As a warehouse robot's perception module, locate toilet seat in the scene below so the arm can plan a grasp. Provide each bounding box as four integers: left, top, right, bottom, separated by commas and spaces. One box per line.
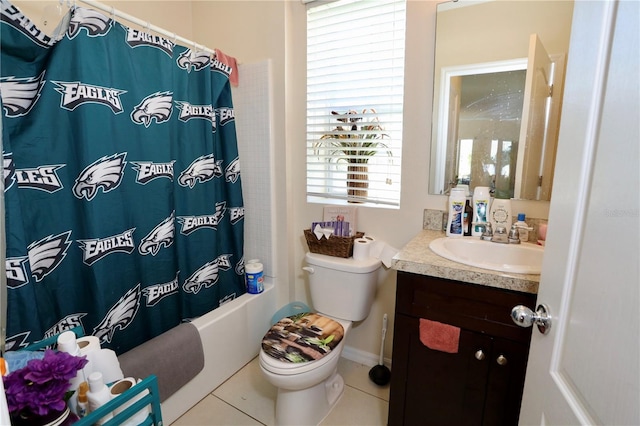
260, 342, 342, 375
260, 313, 349, 376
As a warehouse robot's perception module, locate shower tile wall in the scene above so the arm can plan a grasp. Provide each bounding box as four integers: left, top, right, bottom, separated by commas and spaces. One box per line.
233, 60, 275, 278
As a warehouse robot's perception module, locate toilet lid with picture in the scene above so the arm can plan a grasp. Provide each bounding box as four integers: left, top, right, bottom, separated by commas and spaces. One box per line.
261, 312, 345, 373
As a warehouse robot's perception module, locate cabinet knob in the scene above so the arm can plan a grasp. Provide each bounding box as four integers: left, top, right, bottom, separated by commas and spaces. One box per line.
496, 355, 508, 366
474, 349, 485, 361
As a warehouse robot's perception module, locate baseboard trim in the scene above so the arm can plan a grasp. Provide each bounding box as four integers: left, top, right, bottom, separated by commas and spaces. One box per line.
342, 345, 392, 368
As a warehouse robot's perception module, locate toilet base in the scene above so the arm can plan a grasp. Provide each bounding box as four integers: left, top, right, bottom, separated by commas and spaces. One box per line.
274, 368, 345, 426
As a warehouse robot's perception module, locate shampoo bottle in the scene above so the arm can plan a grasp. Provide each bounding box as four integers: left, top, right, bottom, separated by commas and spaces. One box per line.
489, 198, 513, 231
472, 186, 491, 237
87, 372, 113, 424
446, 188, 466, 237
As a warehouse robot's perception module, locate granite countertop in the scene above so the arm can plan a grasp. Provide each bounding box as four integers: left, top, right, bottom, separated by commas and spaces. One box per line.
392, 230, 540, 294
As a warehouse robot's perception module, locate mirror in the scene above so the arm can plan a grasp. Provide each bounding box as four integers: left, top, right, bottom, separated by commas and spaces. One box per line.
429, 0, 574, 200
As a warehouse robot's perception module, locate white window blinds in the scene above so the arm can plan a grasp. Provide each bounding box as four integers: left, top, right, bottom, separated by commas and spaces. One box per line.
306, 0, 406, 207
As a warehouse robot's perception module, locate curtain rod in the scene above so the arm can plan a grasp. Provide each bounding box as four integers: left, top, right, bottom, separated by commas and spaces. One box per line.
74, 0, 215, 54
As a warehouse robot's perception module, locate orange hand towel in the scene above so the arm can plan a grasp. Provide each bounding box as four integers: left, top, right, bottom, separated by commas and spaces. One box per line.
214, 48, 239, 87
419, 318, 460, 354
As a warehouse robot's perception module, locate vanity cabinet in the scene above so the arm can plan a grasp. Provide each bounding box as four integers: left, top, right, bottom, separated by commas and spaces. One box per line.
388, 271, 537, 426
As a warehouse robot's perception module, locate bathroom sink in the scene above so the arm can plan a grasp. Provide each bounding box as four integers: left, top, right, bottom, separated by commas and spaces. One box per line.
429, 237, 544, 274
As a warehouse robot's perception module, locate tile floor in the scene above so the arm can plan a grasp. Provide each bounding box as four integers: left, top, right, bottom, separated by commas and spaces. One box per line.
171, 356, 390, 426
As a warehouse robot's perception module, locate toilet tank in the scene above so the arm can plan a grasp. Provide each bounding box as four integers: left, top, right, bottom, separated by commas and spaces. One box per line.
304, 252, 381, 322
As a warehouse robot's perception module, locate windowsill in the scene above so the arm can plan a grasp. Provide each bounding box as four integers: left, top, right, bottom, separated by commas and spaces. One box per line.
306, 196, 399, 210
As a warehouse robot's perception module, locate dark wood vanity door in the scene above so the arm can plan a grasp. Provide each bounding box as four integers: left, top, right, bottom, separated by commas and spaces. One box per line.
389, 314, 491, 426
389, 271, 536, 426
482, 336, 530, 426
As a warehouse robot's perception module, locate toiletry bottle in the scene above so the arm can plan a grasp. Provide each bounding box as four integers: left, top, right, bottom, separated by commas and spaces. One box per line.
472, 186, 491, 236
514, 213, 529, 242
464, 199, 473, 236
87, 372, 113, 424
245, 260, 264, 294
489, 198, 513, 232
57, 331, 87, 415
77, 381, 89, 418
446, 188, 466, 237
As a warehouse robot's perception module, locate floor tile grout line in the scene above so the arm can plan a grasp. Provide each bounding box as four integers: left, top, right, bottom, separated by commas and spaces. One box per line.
344, 384, 391, 403
212, 394, 268, 425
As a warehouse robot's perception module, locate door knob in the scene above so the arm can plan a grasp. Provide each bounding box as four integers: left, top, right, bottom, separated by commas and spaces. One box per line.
474, 349, 485, 361
511, 304, 551, 334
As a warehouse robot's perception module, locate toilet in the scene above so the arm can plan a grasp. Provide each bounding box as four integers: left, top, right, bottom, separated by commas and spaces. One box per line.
259, 252, 381, 426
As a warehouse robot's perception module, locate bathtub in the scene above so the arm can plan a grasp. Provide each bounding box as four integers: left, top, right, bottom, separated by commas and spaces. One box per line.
160, 279, 277, 424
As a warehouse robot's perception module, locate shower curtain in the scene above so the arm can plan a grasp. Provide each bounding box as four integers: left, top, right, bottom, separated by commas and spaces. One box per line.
0, 1, 245, 354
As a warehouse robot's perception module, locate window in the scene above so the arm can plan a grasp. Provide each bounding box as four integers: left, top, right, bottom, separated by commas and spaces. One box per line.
306, 0, 406, 207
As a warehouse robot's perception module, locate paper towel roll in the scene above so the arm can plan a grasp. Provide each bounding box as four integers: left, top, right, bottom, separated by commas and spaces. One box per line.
110, 377, 150, 426
86, 349, 124, 385
353, 238, 372, 260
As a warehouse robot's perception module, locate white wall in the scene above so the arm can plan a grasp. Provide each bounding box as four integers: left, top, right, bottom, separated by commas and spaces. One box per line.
12, 0, 552, 363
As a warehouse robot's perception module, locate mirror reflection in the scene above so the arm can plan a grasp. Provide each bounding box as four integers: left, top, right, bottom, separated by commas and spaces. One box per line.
429, 0, 574, 200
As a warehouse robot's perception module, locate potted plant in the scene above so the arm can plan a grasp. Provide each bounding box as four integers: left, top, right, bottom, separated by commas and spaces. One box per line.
314, 109, 392, 202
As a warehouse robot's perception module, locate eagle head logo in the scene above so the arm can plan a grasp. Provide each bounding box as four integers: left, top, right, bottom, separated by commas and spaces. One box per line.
225, 157, 241, 184
73, 153, 127, 201
0, 71, 46, 118
183, 255, 231, 295
139, 211, 175, 256
182, 261, 220, 295
176, 49, 211, 73
93, 284, 141, 345
3, 152, 15, 191
131, 91, 173, 127
178, 154, 222, 188
27, 231, 73, 282
67, 7, 113, 39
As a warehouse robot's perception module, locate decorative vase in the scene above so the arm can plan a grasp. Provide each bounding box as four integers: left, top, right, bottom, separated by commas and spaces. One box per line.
12, 406, 79, 426
347, 163, 369, 202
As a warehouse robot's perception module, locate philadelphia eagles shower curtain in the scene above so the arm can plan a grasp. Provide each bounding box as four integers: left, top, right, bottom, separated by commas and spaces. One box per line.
0, 1, 245, 354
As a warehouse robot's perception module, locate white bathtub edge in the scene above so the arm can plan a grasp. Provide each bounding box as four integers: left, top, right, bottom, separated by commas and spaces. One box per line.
161, 281, 276, 424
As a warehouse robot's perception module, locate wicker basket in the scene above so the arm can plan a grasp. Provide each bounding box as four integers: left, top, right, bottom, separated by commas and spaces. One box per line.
304, 229, 364, 258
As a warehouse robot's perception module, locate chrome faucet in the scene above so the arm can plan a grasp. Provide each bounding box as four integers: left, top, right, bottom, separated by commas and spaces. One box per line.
491, 225, 509, 244
508, 223, 534, 244
473, 222, 493, 241
475, 222, 519, 244
508, 224, 521, 244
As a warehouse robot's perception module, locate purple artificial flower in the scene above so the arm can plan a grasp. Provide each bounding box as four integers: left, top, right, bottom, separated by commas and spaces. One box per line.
25, 350, 88, 384
2, 349, 89, 417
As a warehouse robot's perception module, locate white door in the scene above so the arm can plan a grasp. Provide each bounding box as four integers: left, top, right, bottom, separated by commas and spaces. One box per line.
515, 34, 552, 201
519, 1, 639, 425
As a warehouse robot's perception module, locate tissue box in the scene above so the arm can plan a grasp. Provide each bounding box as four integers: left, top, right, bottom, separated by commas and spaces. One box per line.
323, 206, 357, 237
304, 229, 364, 258
311, 221, 350, 237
